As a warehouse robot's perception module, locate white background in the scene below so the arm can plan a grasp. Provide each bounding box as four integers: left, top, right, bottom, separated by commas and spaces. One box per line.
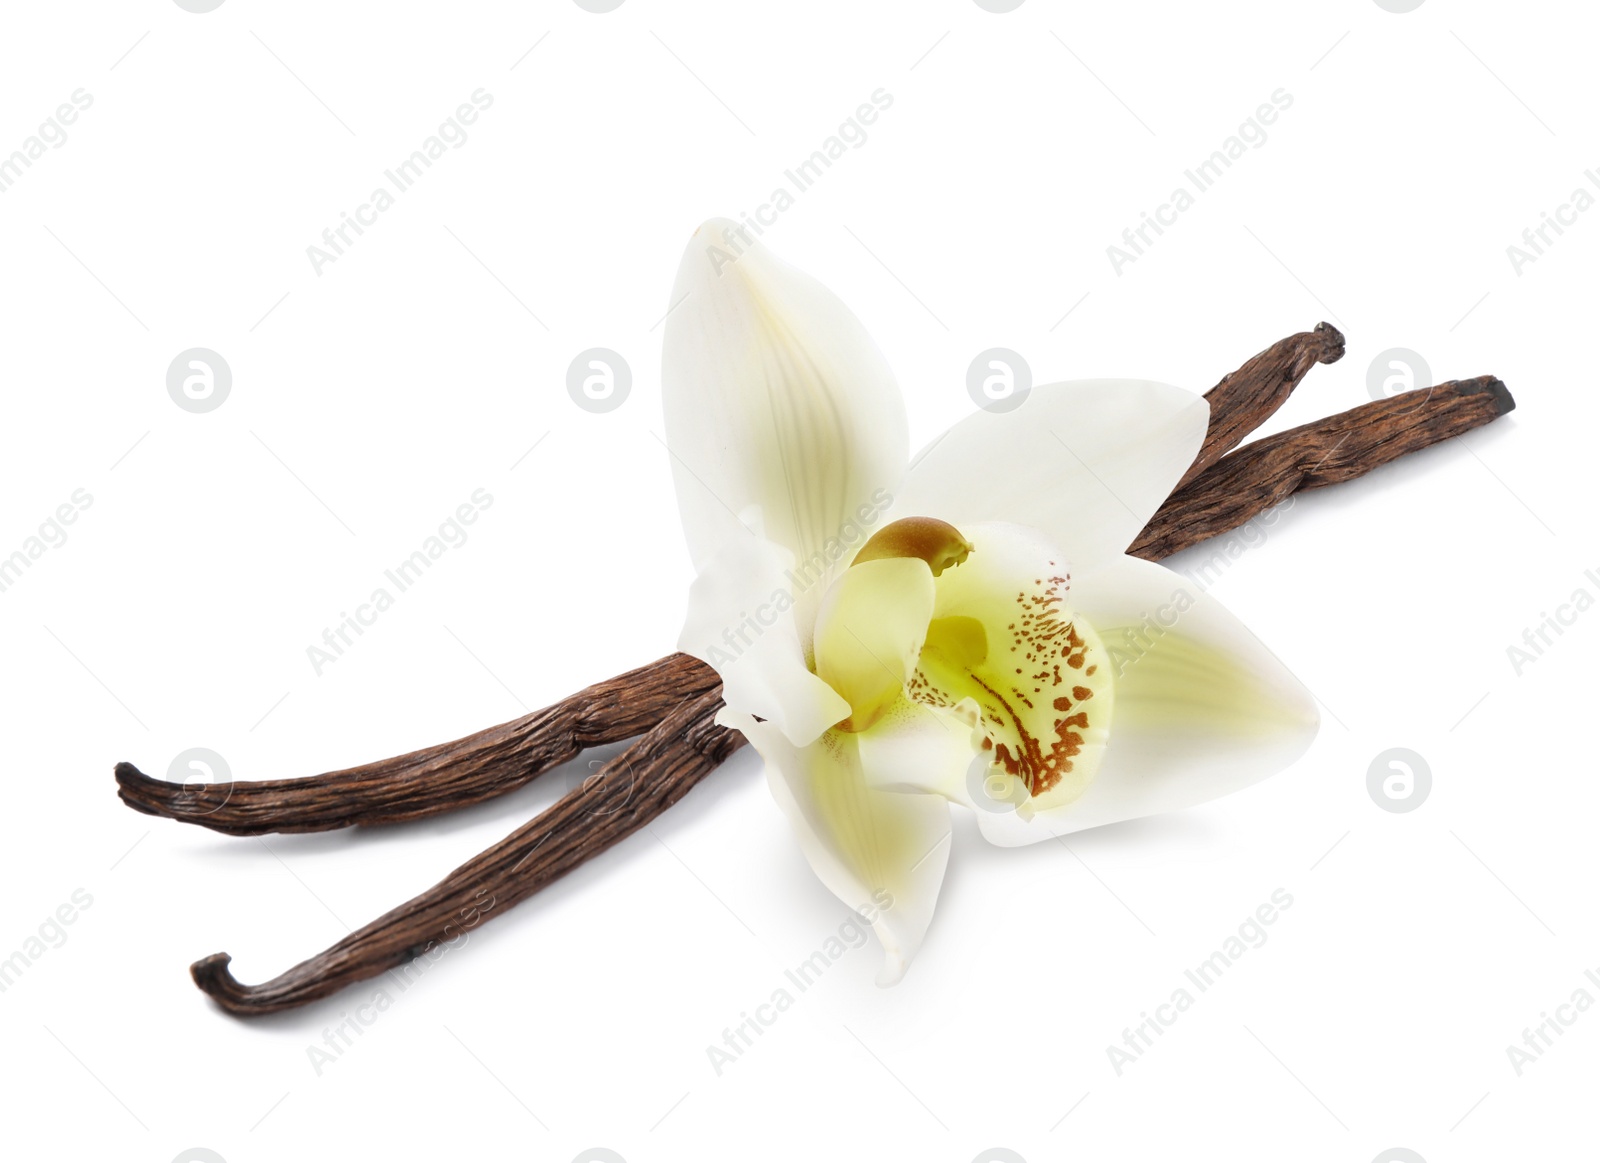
0, 1, 1593, 1160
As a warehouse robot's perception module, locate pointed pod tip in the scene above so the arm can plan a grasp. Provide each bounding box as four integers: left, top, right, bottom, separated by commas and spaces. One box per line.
1456, 375, 1516, 416
190, 952, 240, 997
1313, 321, 1346, 363
113, 760, 146, 784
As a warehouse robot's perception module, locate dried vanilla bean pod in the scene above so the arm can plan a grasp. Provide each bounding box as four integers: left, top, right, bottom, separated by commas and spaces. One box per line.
191, 687, 740, 1015
115, 652, 718, 836
1179, 321, 1346, 486
1130, 376, 1515, 560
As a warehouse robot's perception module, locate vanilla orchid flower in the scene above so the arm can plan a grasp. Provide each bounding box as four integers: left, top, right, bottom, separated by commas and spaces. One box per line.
661, 219, 1319, 984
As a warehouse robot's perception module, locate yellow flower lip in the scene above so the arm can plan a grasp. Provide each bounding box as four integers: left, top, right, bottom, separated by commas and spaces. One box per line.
851, 516, 974, 577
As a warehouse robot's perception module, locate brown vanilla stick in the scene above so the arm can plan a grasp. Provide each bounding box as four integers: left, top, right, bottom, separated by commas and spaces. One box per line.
184, 373, 1518, 1015
1180, 321, 1345, 486
192, 687, 741, 1015
115, 652, 719, 836
1129, 376, 1515, 560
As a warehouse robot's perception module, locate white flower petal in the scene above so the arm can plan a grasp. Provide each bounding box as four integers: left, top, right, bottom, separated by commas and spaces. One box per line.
662, 219, 907, 641
854, 694, 983, 801
729, 710, 952, 986
678, 531, 849, 746
895, 380, 1209, 574
974, 553, 1319, 845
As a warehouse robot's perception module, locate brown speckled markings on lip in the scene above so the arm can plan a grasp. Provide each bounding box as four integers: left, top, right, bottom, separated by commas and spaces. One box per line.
994, 564, 1093, 795
909, 560, 1106, 799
